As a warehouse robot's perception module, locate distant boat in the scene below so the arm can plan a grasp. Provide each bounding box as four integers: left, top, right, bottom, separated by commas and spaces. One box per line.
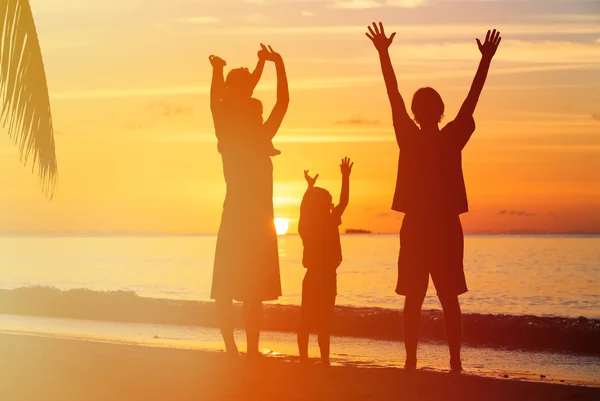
345, 229, 372, 234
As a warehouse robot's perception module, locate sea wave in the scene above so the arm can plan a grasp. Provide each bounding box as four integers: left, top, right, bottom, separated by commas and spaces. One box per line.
1, 286, 598, 355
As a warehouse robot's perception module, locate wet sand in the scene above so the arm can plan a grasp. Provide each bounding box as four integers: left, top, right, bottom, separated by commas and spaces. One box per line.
0, 333, 598, 401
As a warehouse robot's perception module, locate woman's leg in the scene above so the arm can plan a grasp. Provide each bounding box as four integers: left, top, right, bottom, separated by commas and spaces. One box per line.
215, 298, 238, 355
243, 300, 263, 356
403, 294, 425, 370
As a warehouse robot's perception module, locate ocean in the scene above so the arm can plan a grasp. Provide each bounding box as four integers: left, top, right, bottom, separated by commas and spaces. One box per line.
1, 234, 598, 318
0, 234, 599, 385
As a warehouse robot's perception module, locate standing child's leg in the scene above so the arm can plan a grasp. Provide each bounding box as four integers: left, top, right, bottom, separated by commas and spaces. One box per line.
403, 295, 425, 370
298, 272, 312, 362
439, 295, 463, 372
317, 297, 335, 367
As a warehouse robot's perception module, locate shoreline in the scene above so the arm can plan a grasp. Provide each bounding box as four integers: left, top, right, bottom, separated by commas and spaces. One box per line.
2, 313, 599, 387
0, 333, 599, 401
2, 286, 599, 355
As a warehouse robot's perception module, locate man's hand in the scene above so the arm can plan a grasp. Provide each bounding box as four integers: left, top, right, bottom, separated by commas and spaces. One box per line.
476, 29, 501, 60
209, 55, 226, 68
304, 170, 319, 188
340, 157, 353, 177
365, 22, 396, 52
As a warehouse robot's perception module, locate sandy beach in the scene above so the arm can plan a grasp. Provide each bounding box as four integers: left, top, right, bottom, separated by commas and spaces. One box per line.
1, 333, 598, 401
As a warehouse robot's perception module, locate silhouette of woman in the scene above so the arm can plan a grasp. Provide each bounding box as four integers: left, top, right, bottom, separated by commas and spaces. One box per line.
209, 44, 289, 358
367, 22, 501, 372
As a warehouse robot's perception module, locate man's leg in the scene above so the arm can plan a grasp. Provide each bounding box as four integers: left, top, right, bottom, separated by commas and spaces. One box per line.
215, 298, 238, 355
439, 295, 462, 372
403, 294, 425, 370
243, 300, 263, 357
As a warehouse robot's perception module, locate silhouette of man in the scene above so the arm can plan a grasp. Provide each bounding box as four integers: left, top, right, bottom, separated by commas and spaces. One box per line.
366, 22, 501, 372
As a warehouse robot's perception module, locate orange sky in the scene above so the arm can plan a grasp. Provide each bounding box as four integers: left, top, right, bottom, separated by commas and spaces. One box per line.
0, 0, 599, 234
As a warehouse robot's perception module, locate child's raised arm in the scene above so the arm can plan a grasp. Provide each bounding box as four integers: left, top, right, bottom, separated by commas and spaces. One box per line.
209, 55, 226, 111
249, 44, 268, 93
336, 157, 353, 215
456, 30, 501, 123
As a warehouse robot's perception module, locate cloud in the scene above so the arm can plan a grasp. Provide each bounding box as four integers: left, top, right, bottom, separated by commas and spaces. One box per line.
177, 16, 219, 24
245, 14, 268, 23
335, 117, 382, 125
498, 210, 537, 217
301, 10, 315, 17
592, 114, 600, 121
329, 0, 426, 9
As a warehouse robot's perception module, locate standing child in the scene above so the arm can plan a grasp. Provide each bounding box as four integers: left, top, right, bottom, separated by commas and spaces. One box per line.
297, 157, 353, 366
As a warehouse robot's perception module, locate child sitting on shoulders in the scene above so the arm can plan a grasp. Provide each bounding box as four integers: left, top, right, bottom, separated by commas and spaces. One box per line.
297, 157, 353, 366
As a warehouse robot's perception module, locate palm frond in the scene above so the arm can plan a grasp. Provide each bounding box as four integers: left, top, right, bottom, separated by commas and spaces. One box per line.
0, 0, 57, 198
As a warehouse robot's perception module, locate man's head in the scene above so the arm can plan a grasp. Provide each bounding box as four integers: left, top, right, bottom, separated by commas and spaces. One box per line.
411, 87, 445, 126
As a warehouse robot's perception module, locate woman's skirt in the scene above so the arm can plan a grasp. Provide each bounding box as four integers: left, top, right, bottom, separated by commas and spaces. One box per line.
211, 154, 281, 302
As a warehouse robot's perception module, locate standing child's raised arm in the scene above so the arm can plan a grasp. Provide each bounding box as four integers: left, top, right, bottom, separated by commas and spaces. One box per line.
336, 157, 353, 215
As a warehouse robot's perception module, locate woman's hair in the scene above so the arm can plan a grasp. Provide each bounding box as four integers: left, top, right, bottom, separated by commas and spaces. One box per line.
225, 68, 253, 98
299, 187, 333, 237
411, 87, 445, 125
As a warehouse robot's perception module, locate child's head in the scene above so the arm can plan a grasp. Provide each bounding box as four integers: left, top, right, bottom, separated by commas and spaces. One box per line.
225, 68, 254, 98
411, 87, 445, 126
301, 187, 334, 222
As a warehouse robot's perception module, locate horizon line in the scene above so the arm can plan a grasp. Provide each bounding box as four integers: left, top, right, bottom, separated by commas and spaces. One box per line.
1, 231, 600, 237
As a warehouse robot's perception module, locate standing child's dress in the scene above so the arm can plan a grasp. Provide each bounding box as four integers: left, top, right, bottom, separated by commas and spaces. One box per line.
299, 205, 343, 328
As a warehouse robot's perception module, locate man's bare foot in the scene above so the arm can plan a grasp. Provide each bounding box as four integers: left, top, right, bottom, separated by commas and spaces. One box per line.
404, 358, 417, 371
246, 350, 266, 361
450, 358, 463, 373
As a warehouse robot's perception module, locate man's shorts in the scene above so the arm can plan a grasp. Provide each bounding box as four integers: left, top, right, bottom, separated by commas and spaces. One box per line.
301, 269, 336, 330
396, 213, 467, 298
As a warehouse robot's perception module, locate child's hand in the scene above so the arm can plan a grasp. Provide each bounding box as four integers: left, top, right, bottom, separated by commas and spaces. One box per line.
260, 44, 283, 63
304, 170, 319, 188
209, 55, 227, 68
476, 29, 501, 60
340, 157, 353, 177
257, 43, 269, 60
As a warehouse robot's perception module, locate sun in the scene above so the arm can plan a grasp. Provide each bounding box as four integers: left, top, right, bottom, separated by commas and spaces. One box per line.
274, 218, 289, 235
